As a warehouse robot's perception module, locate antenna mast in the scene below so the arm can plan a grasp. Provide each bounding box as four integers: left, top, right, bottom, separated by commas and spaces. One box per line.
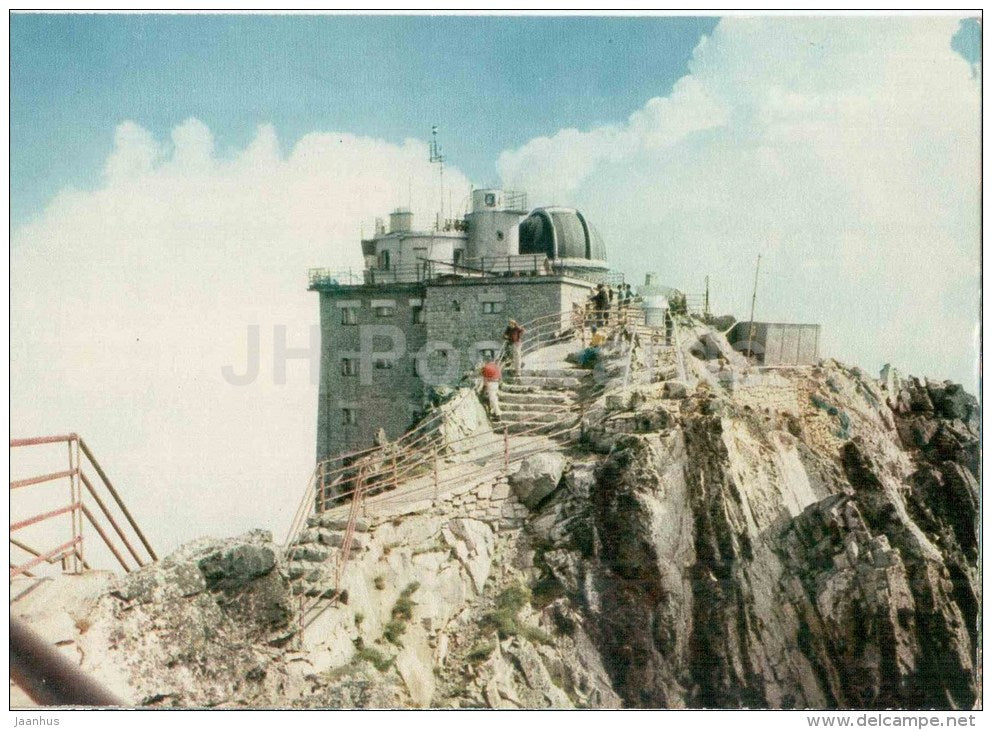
746, 254, 761, 359
429, 125, 445, 230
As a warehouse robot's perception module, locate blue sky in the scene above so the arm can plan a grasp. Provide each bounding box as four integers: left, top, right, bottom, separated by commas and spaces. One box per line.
11, 13, 718, 225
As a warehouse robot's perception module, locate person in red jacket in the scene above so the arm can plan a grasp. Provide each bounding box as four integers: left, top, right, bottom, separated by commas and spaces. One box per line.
503, 319, 525, 371
480, 357, 502, 420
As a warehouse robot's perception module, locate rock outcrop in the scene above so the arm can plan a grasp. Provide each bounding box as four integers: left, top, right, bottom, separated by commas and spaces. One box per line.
11, 335, 980, 709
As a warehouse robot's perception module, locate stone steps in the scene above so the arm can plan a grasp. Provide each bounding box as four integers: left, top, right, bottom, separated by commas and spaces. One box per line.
508, 367, 591, 379
505, 420, 578, 436
507, 375, 588, 389
497, 409, 561, 423
500, 400, 575, 412
499, 391, 575, 406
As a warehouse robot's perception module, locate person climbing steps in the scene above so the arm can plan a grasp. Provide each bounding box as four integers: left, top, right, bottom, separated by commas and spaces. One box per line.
480, 356, 502, 421
504, 318, 525, 371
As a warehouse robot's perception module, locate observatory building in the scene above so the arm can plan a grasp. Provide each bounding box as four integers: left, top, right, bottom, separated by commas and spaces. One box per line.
308, 188, 616, 461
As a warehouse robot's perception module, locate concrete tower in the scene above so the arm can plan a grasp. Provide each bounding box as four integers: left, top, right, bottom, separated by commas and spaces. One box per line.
465, 189, 529, 260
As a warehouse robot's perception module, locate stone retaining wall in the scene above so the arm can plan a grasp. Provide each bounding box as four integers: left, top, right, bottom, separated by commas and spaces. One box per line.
365, 471, 529, 529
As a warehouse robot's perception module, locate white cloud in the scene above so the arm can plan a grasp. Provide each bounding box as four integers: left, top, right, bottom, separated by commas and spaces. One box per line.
11, 123, 471, 553
11, 17, 981, 556
499, 16, 980, 390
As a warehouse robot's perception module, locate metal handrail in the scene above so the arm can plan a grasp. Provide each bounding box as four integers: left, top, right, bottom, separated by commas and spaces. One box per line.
9, 434, 156, 579
10, 617, 122, 706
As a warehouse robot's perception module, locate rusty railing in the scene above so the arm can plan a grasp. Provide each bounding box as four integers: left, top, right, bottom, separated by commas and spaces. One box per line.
10, 434, 156, 580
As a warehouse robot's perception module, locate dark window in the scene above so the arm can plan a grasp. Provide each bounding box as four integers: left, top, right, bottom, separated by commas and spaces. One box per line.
479, 348, 496, 361
341, 358, 358, 376
374, 359, 393, 370
485, 193, 496, 207
341, 307, 358, 325
379, 250, 391, 270
342, 408, 357, 425
374, 304, 395, 317
412, 306, 425, 324
482, 301, 504, 314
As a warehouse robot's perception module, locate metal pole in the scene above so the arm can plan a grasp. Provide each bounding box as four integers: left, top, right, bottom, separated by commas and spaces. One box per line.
503, 425, 509, 473
705, 275, 710, 320
746, 254, 761, 359
432, 448, 439, 503
77, 438, 157, 561
10, 618, 122, 706
68, 438, 79, 573
319, 461, 326, 513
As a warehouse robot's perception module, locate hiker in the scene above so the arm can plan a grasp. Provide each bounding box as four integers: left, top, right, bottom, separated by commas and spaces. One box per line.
571, 302, 586, 346
621, 283, 633, 309
480, 357, 502, 420
593, 284, 609, 327
577, 326, 606, 368
504, 318, 525, 371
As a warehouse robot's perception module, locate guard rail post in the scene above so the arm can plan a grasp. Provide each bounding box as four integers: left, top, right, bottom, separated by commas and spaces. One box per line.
432, 447, 440, 504
503, 425, 509, 474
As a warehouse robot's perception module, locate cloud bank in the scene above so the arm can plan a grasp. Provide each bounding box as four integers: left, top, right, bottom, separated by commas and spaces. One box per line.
11, 121, 471, 551
11, 17, 980, 552
500, 16, 980, 390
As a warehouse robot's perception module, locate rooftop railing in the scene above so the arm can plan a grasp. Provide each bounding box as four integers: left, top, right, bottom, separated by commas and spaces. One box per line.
309, 256, 625, 289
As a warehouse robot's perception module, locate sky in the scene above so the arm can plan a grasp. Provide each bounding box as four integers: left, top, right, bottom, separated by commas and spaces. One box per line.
9, 13, 981, 555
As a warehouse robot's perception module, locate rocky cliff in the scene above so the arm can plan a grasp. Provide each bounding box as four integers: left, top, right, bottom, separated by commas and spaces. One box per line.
11, 333, 980, 709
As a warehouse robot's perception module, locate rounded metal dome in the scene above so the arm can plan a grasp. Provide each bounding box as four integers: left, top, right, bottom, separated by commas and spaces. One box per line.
518, 207, 607, 262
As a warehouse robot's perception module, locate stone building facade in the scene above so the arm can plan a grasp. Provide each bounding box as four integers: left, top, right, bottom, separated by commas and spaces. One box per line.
311, 189, 611, 462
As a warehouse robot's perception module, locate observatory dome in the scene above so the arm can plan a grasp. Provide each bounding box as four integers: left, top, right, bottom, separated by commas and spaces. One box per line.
517, 207, 607, 263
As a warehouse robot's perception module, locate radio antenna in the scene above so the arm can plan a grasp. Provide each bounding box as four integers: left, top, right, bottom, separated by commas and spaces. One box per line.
429, 125, 445, 229
746, 254, 761, 359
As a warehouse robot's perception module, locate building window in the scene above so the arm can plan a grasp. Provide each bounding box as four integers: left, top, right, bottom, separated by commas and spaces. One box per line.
374, 304, 395, 317
479, 348, 497, 361
485, 193, 496, 207
341, 307, 358, 325
452, 300, 461, 312
453, 249, 464, 265
341, 358, 358, 376
482, 301, 504, 314
412, 306, 425, 324
378, 250, 391, 270
496, 230, 504, 241
374, 359, 393, 370
342, 408, 358, 425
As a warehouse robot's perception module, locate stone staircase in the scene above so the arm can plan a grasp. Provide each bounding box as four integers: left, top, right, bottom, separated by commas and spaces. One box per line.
283, 514, 370, 598
498, 365, 592, 436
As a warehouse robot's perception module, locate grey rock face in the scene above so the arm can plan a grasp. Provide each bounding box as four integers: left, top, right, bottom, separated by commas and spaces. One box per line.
509, 452, 567, 509
198, 543, 276, 591
13, 348, 978, 711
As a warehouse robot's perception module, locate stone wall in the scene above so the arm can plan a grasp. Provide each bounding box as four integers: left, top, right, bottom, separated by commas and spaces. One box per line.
727, 371, 801, 415
424, 276, 594, 377
317, 283, 428, 461
365, 472, 530, 529
315, 276, 595, 461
